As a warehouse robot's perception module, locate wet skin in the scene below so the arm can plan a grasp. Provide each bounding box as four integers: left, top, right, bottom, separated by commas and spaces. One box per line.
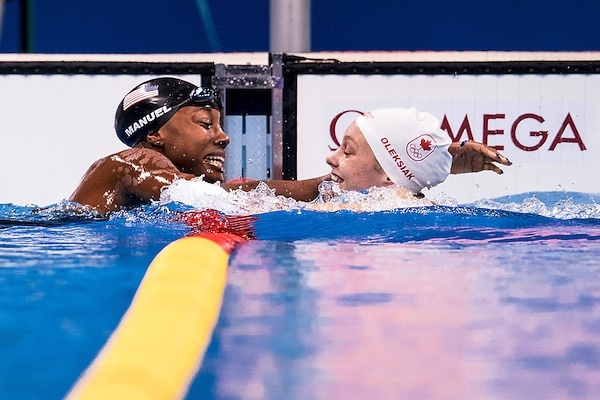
70, 105, 326, 213
69, 106, 227, 213
152, 106, 229, 183
326, 121, 391, 191
70, 105, 512, 214
326, 122, 513, 191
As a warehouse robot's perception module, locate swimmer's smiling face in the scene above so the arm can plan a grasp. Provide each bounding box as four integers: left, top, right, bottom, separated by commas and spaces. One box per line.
326, 121, 390, 191
156, 106, 229, 183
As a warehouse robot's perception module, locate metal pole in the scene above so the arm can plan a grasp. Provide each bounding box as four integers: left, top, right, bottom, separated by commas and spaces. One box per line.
270, 53, 284, 179
270, 0, 311, 52
20, 0, 35, 52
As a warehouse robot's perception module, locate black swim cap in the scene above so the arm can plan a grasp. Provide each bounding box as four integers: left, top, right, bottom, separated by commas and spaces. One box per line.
114, 77, 222, 147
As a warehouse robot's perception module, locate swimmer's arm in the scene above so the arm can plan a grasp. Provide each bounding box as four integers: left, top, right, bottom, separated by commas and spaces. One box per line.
69, 158, 118, 213
70, 149, 192, 213
222, 175, 330, 202
123, 153, 194, 203
126, 169, 192, 202
449, 140, 512, 175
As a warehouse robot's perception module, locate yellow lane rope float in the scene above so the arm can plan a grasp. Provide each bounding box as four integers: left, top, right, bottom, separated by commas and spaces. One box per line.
67, 233, 245, 400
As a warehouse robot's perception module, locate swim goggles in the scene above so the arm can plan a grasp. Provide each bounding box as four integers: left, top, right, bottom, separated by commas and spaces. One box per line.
185, 86, 223, 111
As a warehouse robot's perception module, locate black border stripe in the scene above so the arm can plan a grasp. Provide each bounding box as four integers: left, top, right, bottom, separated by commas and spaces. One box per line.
0, 61, 215, 75
283, 60, 600, 75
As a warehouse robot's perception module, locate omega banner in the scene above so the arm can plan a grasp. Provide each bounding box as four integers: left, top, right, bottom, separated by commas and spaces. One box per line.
295, 73, 600, 204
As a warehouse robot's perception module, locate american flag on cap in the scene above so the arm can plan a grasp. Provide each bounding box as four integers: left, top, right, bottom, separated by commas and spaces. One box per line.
123, 84, 159, 110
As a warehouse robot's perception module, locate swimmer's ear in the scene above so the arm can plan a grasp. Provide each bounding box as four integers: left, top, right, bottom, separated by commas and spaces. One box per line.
146, 131, 163, 148
383, 176, 395, 187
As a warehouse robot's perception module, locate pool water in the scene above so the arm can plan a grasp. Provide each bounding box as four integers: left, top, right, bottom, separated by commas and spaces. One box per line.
1, 192, 600, 399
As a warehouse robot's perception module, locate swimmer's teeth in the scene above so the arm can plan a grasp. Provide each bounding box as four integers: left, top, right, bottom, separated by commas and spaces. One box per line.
331, 174, 342, 183
204, 156, 224, 169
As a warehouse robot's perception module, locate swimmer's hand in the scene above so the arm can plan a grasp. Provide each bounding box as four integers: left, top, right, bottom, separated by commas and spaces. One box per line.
448, 140, 512, 175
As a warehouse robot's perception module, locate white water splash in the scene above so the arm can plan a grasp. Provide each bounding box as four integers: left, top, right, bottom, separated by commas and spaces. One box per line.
160, 178, 301, 214
473, 193, 600, 219
308, 181, 432, 212
159, 178, 600, 219
160, 178, 432, 215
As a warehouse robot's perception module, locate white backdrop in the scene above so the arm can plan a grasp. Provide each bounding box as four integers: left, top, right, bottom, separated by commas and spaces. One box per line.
2, 56, 600, 207
296, 74, 600, 203
0, 74, 199, 206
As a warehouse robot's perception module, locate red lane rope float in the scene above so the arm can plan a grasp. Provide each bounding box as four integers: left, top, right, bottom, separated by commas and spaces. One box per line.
174, 209, 257, 240
67, 233, 246, 400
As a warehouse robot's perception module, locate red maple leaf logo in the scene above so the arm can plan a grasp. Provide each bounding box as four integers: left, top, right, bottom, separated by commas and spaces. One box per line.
420, 138, 432, 151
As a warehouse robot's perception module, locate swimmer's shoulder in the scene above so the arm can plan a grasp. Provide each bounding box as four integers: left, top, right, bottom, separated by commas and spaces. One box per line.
81, 148, 171, 177
99, 148, 176, 169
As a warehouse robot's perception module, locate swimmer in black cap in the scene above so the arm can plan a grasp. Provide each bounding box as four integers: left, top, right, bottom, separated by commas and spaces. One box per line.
70, 77, 328, 213
70, 77, 512, 214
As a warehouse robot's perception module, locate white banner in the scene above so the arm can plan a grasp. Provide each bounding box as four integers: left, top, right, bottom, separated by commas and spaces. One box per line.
297, 74, 600, 203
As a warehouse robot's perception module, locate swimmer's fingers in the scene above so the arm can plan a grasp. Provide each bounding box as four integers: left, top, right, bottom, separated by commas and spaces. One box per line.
470, 141, 512, 166
482, 159, 505, 175
450, 140, 512, 174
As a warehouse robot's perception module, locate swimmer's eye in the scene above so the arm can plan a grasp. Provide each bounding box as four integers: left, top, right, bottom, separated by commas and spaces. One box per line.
198, 121, 213, 130
339, 144, 351, 156
343, 146, 354, 156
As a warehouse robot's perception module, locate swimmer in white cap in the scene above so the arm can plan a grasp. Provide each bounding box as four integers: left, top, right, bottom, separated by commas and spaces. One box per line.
326, 107, 511, 195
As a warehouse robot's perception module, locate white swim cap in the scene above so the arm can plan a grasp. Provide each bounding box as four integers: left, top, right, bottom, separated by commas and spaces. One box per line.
356, 107, 452, 193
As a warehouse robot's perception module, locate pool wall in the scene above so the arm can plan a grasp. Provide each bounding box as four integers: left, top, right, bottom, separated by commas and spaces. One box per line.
0, 51, 599, 207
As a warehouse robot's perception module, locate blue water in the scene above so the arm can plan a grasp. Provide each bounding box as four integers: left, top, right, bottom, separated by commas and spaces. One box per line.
1, 192, 599, 399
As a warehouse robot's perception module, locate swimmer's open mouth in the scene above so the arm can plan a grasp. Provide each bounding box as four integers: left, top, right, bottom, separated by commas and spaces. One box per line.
203, 155, 225, 172
330, 173, 343, 184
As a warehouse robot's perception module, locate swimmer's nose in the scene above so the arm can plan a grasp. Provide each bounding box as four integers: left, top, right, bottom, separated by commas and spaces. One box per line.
215, 129, 230, 148
326, 150, 338, 167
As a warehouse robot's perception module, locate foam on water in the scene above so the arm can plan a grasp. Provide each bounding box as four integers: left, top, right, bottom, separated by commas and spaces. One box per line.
160, 178, 301, 215
159, 177, 600, 220
472, 191, 600, 219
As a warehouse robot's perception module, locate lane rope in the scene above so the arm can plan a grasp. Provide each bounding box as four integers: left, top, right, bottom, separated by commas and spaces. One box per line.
67, 233, 245, 400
